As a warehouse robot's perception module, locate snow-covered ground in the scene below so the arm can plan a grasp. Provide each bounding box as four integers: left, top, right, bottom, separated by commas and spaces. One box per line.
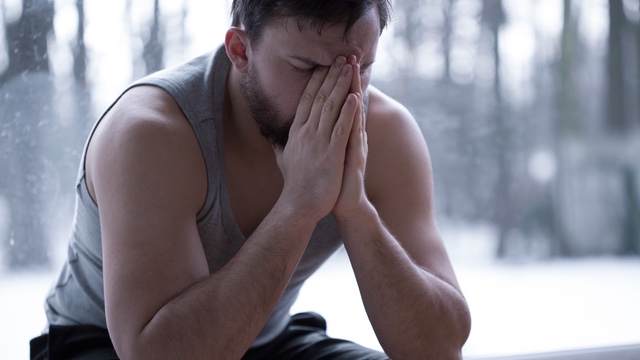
1, 243, 639, 359
294, 250, 640, 358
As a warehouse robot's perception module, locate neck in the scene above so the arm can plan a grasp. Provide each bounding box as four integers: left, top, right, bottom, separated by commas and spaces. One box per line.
224, 68, 275, 158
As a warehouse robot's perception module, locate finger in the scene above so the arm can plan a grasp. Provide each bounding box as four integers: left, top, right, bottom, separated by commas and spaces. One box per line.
347, 56, 364, 131
291, 66, 330, 131
351, 93, 364, 147
352, 94, 368, 160
330, 92, 358, 148
317, 63, 355, 138
306, 56, 348, 131
348, 55, 362, 95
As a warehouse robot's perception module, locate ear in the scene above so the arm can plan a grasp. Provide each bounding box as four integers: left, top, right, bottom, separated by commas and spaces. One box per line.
225, 27, 251, 74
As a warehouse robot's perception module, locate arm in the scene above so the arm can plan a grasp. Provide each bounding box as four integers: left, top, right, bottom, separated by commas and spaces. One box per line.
333, 81, 471, 358
88, 58, 358, 359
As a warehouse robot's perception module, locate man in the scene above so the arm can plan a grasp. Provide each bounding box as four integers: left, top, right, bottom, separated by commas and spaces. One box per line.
31, 0, 471, 359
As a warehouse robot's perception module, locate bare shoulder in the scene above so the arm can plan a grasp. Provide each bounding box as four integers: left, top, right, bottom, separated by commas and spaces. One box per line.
365, 85, 432, 202
366, 85, 420, 138
90, 85, 193, 146
86, 85, 206, 211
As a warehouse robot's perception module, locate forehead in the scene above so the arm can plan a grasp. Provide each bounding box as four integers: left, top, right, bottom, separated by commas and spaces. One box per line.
257, 9, 380, 64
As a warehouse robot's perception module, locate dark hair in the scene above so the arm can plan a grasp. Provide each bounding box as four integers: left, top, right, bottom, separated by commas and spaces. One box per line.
231, 0, 393, 44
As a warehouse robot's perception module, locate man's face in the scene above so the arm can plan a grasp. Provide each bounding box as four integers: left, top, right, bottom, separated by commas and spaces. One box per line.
239, 8, 380, 148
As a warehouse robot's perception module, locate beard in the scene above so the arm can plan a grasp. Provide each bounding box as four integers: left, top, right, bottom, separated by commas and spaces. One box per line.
239, 64, 294, 149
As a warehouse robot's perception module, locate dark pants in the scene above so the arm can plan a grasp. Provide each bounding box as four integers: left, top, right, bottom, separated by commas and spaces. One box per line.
30, 312, 388, 360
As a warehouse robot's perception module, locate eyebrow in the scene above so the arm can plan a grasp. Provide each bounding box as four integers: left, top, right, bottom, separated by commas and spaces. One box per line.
290, 55, 375, 69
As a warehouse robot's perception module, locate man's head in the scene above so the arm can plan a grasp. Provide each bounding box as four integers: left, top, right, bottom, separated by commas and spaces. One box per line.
227, 0, 392, 148
231, 0, 392, 45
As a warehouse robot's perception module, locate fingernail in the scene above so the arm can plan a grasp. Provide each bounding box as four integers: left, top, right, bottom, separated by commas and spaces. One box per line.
341, 64, 351, 76
335, 56, 346, 67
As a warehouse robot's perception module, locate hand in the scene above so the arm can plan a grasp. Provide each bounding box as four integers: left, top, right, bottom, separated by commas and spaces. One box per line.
333, 55, 369, 221
274, 56, 359, 222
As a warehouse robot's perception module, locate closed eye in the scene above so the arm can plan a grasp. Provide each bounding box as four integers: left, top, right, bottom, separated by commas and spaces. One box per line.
360, 63, 373, 75
291, 65, 316, 74
292, 62, 371, 75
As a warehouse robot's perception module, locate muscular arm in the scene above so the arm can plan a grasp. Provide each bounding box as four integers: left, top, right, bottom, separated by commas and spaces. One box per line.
88, 56, 359, 359
88, 87, 315, 359
335, 87, 471, 359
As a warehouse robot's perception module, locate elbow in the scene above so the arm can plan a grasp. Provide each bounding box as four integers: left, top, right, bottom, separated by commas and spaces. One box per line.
107, 318, 169, 360
107, 326, 145, 360
457, 296, 472, 347
394, 296, 472, 360
445, 295, 473, 360
443, 293, 472, 359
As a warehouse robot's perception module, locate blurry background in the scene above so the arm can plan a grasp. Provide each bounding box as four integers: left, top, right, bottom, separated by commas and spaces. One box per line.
0, 0, 639, 358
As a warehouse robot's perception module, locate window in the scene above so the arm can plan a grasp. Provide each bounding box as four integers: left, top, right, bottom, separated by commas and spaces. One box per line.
1, 0, 638, 358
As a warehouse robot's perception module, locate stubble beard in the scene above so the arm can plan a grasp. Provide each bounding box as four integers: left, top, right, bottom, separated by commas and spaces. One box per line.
239, 64, 294, 150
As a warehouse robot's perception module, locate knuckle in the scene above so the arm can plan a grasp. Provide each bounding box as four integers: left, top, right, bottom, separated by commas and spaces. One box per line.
314, 91, 328, 104
333, 123, 347, 137
323, 99, 336, 113
299, 91, 314, 105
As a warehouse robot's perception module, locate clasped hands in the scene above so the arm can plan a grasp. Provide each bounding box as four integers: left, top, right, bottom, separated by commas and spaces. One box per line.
274, 55, 368, 223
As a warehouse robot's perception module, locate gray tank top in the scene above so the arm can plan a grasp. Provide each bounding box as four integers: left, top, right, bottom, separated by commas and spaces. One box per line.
44, 46, 343, 347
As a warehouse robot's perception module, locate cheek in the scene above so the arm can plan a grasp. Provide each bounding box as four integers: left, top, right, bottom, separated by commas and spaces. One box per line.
273, 77, 309, 117
256, 70, 299, 112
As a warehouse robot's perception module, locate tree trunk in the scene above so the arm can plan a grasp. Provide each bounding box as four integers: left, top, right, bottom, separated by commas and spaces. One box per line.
74, 0, 87, 86
67, 0, 92, 181
0, 0, 55, 270
73, 0, 91, 130
621, 167, 639, 255
143, 0, 164, 74
479, 0, 513, 258
492, 24, 512, 258
637, 1, 640, 127
548, 0, 578, 258
441, 0, 455, 84
606, 0, 627, 132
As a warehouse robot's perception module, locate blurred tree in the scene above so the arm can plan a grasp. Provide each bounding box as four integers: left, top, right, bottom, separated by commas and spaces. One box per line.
637, 0, 640, 121
394, 0, 423, 69
0, 0, 53, 83
607, 0, 628, 132
143, 0, 164, 74
621, 166, 639, 254
392, 0, 424, 100
608, 0, 639, 255
0, 0, 55, 269
63, 0, 92, 190
72, 0, 91, 134
549, 0, 580, 258
440, 0, 455, 84
73, 0, 87, 88
559, 0, 580, 135
480, 0, 513, 258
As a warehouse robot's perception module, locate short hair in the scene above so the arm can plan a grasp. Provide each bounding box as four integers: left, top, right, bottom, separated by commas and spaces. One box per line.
231, 0, 393, 44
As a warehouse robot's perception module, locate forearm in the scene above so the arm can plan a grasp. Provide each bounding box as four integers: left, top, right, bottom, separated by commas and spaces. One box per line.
337, 204, 471, 360
129, 201, 316, 359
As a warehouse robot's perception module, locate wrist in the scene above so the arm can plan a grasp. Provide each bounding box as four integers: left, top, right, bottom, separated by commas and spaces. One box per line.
332, 198, 376, 225
273, 195, 326, 230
